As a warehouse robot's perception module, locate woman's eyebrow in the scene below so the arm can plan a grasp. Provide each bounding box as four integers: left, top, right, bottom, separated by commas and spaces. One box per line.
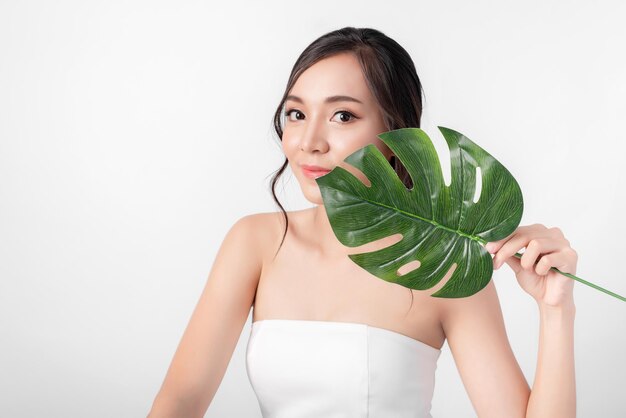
285, 94, 364, 105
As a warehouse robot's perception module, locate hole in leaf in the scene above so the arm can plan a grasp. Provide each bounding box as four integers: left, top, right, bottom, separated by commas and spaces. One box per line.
430, 128, 451, 187
393, 156, 413, 190
397, 259, 421, 275
341, 164, 371, 187
426, 263, 458, 294
348, 232, 403, 254
473, 166, 482, 203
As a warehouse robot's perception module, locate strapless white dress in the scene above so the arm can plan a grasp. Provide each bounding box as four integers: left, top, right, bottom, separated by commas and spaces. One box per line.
245, 319, 441, 417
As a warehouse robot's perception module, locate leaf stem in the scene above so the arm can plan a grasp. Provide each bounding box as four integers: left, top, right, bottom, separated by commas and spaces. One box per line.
509, 252, 625, 302
476, 238, 624, 302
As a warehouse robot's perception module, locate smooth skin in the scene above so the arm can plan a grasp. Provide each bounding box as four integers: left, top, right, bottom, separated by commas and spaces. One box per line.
148, 52, 576, 418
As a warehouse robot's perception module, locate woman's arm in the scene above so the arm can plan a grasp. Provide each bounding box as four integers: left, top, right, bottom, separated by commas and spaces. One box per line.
441, 224, 577, 418
526, 302, 576, 417
441, 280, 530, 417
487, 224, 578, 417
147, 214, 265, 418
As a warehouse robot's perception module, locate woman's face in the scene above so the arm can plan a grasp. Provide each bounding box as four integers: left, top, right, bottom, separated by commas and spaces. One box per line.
281, 52, 394, 205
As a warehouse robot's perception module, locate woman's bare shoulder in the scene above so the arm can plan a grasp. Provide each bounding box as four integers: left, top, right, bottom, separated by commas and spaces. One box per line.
241, 210, 287, 230
244, 209, 310, 234
238, 209, 306, 261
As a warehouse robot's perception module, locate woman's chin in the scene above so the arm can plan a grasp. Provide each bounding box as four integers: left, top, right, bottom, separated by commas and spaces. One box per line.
302, 189, 324, 205
304, 196, 323, 205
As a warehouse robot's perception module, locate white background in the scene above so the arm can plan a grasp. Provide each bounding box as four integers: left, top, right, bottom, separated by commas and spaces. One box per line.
1, 0, 625, 417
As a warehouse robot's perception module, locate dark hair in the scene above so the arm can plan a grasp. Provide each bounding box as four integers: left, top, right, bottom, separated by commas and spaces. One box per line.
268, 27, 425, 311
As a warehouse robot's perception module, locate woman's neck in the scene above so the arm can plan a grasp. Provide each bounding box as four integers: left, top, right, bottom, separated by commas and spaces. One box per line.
310, 204, 352, 257
309, 204, 402, 259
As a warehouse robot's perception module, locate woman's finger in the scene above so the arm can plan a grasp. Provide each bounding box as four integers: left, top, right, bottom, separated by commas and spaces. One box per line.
485, 224, 547, 254
492, 231, 550, 269
520, 237, 570, 272
535, 248, 578, 276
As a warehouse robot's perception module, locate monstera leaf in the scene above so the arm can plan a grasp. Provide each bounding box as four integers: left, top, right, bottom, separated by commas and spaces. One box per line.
315, 126, 521, 298
316, 126, 520, 298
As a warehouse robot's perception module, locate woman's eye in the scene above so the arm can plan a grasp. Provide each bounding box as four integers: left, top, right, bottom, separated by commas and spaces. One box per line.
332, 111, 357, 123
284, 109, 304, 121
284, 109, 357, 123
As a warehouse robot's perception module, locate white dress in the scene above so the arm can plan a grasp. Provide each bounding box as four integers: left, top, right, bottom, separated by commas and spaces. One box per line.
246, 319, 441, 417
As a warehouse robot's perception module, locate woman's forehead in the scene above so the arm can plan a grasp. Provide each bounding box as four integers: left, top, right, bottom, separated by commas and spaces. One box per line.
288, 54, 373, 104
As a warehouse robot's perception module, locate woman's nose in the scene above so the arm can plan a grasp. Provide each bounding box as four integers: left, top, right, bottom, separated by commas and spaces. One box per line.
299, 117, 329, 153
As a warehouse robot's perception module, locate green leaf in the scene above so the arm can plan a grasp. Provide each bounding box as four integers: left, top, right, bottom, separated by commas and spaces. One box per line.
315, 126, 523, 298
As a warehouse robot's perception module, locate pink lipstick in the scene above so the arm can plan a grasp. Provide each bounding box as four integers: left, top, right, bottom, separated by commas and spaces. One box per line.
301, 164, 331, 179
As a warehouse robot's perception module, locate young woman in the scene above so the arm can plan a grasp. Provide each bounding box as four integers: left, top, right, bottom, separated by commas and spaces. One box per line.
148, 27, 577, 418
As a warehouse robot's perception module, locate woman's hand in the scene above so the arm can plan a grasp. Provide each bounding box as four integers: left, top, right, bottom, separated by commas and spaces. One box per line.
485, 224, 578, 308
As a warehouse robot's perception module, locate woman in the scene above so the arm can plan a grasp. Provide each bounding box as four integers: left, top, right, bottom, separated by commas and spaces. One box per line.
148, 27, 577, 418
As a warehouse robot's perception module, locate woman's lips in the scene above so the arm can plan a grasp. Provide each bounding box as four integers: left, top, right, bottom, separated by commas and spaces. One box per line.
301, 166, 331, 179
